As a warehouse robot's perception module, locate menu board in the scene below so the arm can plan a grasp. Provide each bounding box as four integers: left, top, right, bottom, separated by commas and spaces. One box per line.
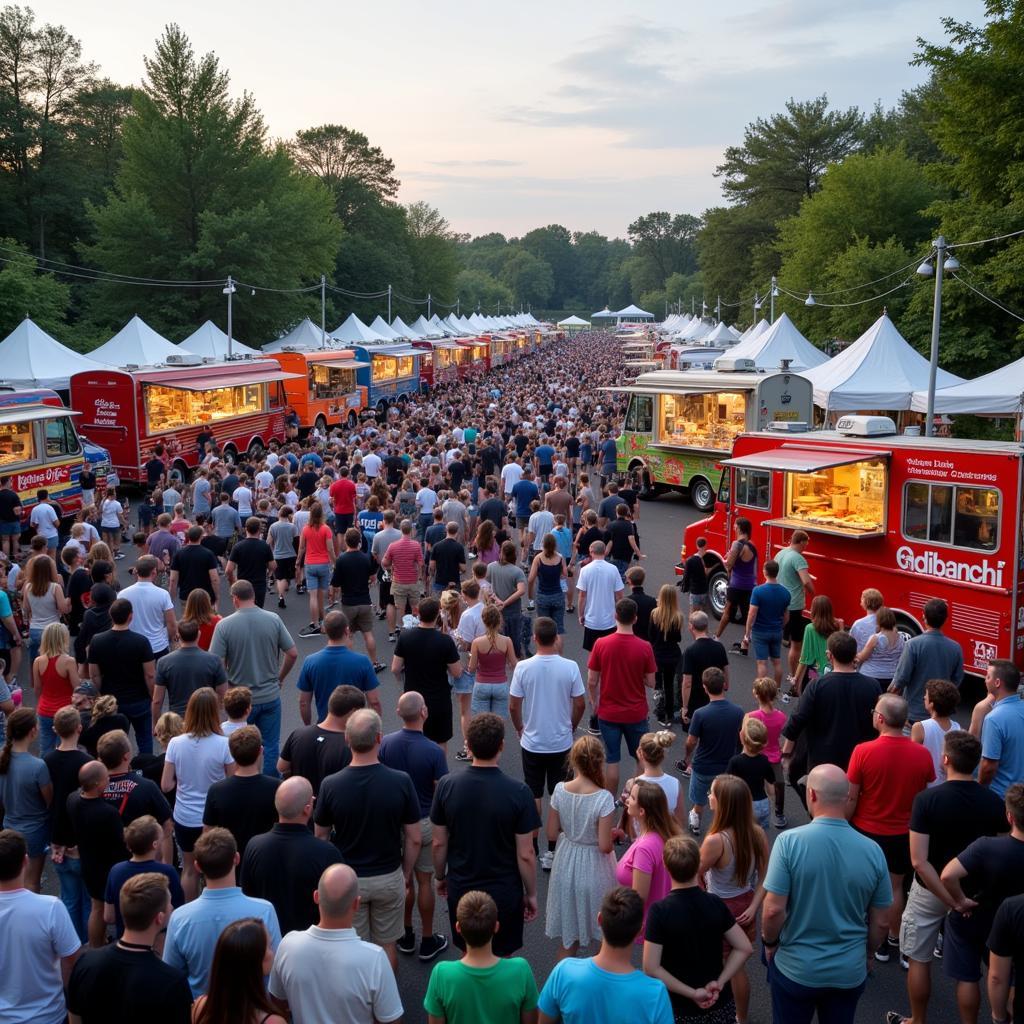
658, 392, 746, 451
781, 459, 887, 534
145, 383, 263, 432
0, 420, 34, 467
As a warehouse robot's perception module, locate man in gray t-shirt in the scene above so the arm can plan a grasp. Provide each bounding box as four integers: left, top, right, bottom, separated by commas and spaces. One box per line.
211, 497, 242, 540
371, 514, 403, 634
210, 581, 297, 776
153, 621, 228, 718
487, 541, 528, 657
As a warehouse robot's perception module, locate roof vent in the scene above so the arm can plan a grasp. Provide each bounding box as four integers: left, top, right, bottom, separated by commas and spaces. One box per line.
765, 421, 810, 433
713, 356, 755, 373
835, 415, 897, 437
779, 359, 793, 371
165, 353, 203, 367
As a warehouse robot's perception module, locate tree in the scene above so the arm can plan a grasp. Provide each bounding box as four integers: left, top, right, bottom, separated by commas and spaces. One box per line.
521, 224, 574, 307
500, 249, 553, 306
405, 200, 459, 306
459, 232, 511, 278
627, 212, 700, 290
716, 96, 863, 219
858, 80, 946, 165
454, 268, 513, 313
82, 24, 340, 342
697, 204, 778, 316
0, 237, 68, 336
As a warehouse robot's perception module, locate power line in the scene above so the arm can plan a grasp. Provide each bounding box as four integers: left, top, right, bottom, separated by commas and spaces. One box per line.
950, 271, 1024, 323
948, 227, 1024, 250
777, 278, 913, 309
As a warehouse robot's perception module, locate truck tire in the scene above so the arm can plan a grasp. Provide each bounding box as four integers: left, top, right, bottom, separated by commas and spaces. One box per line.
222, 445, 238, 465
894, 614, 922, 643
171, 460, 191, 484
314, 415, 328, 434
247, 439, 264, 462
347, 411, 357, 429
690, 477, 715, 513
707, 566, 729, 619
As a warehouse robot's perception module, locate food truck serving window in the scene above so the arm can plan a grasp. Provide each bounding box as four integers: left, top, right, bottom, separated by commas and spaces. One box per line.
0, 420, 34, 467
625, 395, 653, 433
144, 382, 263, 432
659, 391, 745, 450
902, 482, 999, 552
781, 458, 887, 535
309, 363, 357, 397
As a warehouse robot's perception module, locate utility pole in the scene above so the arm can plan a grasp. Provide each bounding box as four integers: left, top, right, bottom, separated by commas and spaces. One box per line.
456, 297, 460, 316
925, 236, 946, 438
427, 293, 432, 319
387, 284, 392, 323
320, 275, 327, 349
223, 276, 235, 358
770, 275, 777, 324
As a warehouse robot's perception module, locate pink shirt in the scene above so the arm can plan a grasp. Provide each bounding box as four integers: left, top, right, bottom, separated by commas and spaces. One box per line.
615, 831, 670, 939
750, 707, 787, 764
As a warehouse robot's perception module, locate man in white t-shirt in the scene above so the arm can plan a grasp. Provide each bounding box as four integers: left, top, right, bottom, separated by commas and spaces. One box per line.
362, 450, 382, 480
510, 616, 586, 868
269, 863, 403, 1024
499, 456, 523, 498
29, 491, 60, 559
576, 541, 624, 735
118, 555, 177, 657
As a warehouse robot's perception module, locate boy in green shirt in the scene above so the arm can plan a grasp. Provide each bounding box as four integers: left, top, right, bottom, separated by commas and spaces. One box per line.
424, 890, 539, 1024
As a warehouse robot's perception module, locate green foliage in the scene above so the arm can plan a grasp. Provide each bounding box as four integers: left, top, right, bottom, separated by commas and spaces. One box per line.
697, 204, 778, 314
627, 212, 700, 289
521, 225, 574, 307
454, 268, 513, 313
405, 201, 460, 307
500, 249, 554, 306
0, 237, 68, 335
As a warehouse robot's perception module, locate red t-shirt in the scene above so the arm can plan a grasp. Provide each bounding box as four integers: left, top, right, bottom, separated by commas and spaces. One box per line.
329, 477, 357, 515
383, 537, 423, 584
848, 734, 935, 835
588, 631, 657, 724
302, 524, 332, 565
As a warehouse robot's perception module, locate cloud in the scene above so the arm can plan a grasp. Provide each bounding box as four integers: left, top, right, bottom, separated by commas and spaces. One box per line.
426, 158, 523, 168
737, 0, 922, 33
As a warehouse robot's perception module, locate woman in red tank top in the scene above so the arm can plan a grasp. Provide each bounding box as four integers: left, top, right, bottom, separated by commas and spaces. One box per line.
468, 605, 518, 718
32, 621, 79, 754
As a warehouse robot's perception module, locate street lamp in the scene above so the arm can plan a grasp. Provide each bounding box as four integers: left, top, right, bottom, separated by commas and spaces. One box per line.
804, 292, 816, 307
223, 276, 236, 358
770, 276, 779, 323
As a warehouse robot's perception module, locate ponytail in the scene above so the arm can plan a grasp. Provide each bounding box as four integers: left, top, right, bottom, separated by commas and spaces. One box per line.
0, 708, 36, 775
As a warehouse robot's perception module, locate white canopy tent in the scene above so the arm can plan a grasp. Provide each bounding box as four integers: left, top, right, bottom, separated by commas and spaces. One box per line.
390, 316, 417, 339
410, 315, 441, 339
557, 315, 590, 329
179, 320, 260, 359
331, 314, 386, 345
739, 319, 770, 342
263, 318, 329, 352
613, 304, 654, 320
802, 313, 964, 412
725, 312, 829, 372
89, 315, 180, 367
0, 317, 104, 390
705, 322, 741, 346
369, 316, 401, 341
676, 318, 712, 341
591, 307, 615, 319
910, 354, 1024, 416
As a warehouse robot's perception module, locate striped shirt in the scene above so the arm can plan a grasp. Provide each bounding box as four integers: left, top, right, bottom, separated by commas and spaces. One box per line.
383, 537, 423, 584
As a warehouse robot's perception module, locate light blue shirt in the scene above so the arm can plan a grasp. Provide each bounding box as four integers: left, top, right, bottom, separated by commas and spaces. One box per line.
163, 886, 281, 997
537, 958, 672, 1024
764, 816, 891, 989
982, 693, 1024, 797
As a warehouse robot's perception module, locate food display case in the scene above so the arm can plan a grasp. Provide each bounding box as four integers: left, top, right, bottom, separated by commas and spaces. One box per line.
144, 382, 263, 432
658, 391, 746, 451
773, 458, 888, 536
309, 362, 358, 399
371, 353, 415, 382
0, 419, 34, 467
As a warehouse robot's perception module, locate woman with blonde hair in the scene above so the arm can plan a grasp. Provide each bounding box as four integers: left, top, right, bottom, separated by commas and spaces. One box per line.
32, 622, 78, 753
79, 693, 130, 756
162, 688, 234, 900
468, 604, 517, 717
182, 589, 221, 651
699, 774, 769, 1024
856, 605, 905, 691
132, 711, 185, 811
439, 589, 462, 635
545, 735, 618, 960
85, 540, 114, 569
631, 730, 684, 826
649, 584, 683, 727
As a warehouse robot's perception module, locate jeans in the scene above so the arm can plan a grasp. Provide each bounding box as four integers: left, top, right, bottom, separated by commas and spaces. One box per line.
248, 697, 282, 778
502, 608, 525, 658
37, 715, 57, 756
535, 593, 565, 634
471, 682, 509, 717
119, 698, 153, 755
655, 659, 680, 722
416, 514, 432, 542
27, 627, 43, 669
55, 856, 91, 943
610, 558, 629, 581
768, 958, 866, 1024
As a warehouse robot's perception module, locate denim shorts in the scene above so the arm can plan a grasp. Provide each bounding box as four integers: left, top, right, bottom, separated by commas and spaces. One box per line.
15, 820, 49, 858
752, 630, 782, 661
451, 667, 474, 696
597, 718, 648, 765
688, 770, 716, 807
0, 521, 20, 536
471, 682, 509, 717
305, 562, 331, 591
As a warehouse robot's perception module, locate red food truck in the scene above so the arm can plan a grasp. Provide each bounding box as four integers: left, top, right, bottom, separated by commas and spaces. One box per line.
412, 339, 462, 388
681, 415, 1024, 675
70, 357, 303, 482
455, 337, 490, 374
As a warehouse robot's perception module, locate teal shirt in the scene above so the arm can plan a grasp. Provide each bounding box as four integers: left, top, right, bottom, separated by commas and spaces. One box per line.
537, 958, 673, 1024
764, 816, 891, 989
775, 546, 808, 611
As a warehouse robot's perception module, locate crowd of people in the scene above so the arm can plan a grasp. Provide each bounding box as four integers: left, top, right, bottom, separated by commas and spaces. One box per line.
0, 328, 1021, 1024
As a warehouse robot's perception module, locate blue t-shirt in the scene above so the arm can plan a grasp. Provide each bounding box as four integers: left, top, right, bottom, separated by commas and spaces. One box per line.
763, 816, 891, 989
535, 444, 555, 467
600, 438, 618, 466
981, 694, 1024, 797
379, 727, 449, 816
297, 645, 378, 721
357, 509, 383, 546
105, 859, 185, 936
302, 452, 323, 469
750, 581, 791, 634
688, 699, 744, 775
537, 958, 672, 1024
511, 479, 539, 518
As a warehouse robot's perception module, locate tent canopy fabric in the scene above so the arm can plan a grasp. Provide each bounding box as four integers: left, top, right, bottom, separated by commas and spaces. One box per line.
802, 313, 964, 411
369, 316, 401, 341
591, 308, 614, 318
89, 315, 180, 367
331, 314, 386, 345
390, 317, 417, 339
558, 315, 590, 327
410, 316, 440, 339
179, 320, 259, 358
613, 304, 654, 318
0, 317, 103, 390
705, 322, 741, 345
263, 318, 329, 352
910, 353, 1024, 415
726, 312, 829, 372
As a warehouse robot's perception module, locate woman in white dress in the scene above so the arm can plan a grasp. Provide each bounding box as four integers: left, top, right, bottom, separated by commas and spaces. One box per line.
544, 735, 618, 959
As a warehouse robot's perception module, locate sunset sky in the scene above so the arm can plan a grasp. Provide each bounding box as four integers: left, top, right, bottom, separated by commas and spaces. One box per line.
45, 0, 985, 238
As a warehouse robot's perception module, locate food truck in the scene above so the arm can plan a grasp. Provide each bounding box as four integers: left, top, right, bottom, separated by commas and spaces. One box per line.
350, 343, 423, 414
456, 337, 490, 374
412, 339, 465, 387
487, 334, 513, 367
70, 358, 301, 482
681, 416, 1024, 674
0, 388, 110, 524
613, 364, 814, 511
269, 349, 369, 434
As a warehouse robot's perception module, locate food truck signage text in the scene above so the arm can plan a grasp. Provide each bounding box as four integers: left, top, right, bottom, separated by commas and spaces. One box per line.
14, 464, 73, 492
896, 544, 1005, 588
92, 398, 121, 427
904, 456, 998, 484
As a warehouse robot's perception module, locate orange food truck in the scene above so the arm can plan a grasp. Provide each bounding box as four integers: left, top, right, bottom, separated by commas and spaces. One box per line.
269, 349, 369, 434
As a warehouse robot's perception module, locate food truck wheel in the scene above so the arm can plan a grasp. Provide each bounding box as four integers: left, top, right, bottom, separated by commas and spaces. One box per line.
314, 415, 328, 434
247, 439, 265, 462
690, 477, 715, 512
346, 411, 357, 429
222, 445, 238, 465
707, 567, 729, 619
894, 614, 922, 643
170, 460, 190, 484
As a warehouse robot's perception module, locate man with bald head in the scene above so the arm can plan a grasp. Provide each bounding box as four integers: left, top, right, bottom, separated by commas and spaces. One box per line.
241, 775, 342, 935
761, 764, 892, 1023
269, 863, 404, 1024
380, 691, 449, 960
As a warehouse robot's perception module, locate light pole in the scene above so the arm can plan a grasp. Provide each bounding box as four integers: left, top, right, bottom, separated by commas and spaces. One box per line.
223, 276, 236, 358
387, 284, 392, 323
770, 276, 778, 324
427, 293, 432, 319
320, 275, 327, 349
919, 235, 958, 438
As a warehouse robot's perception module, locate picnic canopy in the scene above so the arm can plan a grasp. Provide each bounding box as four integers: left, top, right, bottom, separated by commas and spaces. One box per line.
262, 318, 329, 352
179, 320, 259, 358
0, 317, 103, 390
89, 315, 179, 367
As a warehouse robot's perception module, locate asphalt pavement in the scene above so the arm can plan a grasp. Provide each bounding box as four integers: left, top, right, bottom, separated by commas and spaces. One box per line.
72, 492, 968, 1023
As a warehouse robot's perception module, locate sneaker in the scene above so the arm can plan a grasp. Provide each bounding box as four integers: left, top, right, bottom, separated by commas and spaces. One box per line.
587, 715, 601, 736
675, 759, 691, 777
377, 610, 387, 620
298, 623, 322, 638
933, 932, 943, 959
387, 631, 397, 643
454, 749, 470, 761
114, 551, 125, 559
419, 933, 449, 962
874, 936, 898, 963
373, 662, 386, 673
730, 641, 748, 656
773, 813, 788, 829
526, 600, 535, 611
900, 952, 909, 970
278, 598, 286, 609
540, 850, 554, 871
885, 1014, 910, 1024
397, 928, 416, 955
688, 810, 700, 835
657, 717, 672, 728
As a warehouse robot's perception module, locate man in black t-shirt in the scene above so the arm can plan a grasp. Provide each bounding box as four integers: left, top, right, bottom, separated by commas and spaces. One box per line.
226, 517, 276, 608
429, 523, 466, 593
97, 730, 172, 840
296, 463, 319, 499
989, 893, 1024, 1024
330, 529, 382, 671
0, 475, 21, 561
278, 684, 363, 793
430, 713, 540, 957
680, 611, 729, 723
313, 709, 422, 969
144, 453, 166, 490
392, 599, 463, 749
169, 526, 219, 603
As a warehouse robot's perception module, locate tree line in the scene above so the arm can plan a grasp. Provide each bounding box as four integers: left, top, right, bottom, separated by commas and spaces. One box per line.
0, 3, 1022, 376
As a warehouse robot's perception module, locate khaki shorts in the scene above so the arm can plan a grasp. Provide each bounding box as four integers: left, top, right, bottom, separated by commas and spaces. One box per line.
390, 581, 422, 605
342, 604, 375, 634
405, 816, 434, 874
900, 878, 948, 963
353, 865, 406, 945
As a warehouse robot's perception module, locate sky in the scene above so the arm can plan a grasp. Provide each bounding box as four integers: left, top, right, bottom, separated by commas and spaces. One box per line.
46, 0, 986, 240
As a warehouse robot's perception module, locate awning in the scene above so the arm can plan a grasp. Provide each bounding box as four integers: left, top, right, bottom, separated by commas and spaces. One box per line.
314, 359, 370, 370
722, 447, 889, 473
371, 347, 420, 358
0, 405, 80, 426
152, 369, 304, 392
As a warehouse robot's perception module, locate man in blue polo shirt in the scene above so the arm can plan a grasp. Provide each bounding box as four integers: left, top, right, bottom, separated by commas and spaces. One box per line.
534, 438, 556, 485
761, 764, 891, 1024
744, 559, 791, 687
981, 659, 1024, 797
296, 611, 380, 723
